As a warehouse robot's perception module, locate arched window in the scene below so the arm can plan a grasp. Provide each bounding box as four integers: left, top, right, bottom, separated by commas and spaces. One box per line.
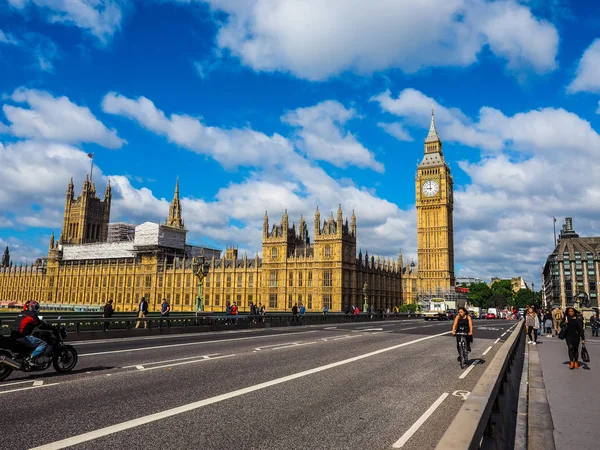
271, 247, 278, 259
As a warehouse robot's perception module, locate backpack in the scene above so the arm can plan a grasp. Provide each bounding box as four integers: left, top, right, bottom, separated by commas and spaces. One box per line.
554, 310, 562, 321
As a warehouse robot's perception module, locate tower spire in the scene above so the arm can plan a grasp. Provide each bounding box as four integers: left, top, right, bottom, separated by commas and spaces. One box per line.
165, 177, 184, 229
425, 104, 440, 144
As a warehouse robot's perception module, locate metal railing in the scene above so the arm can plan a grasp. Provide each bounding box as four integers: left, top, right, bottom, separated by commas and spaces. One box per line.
1, 312, 421, 337
436, 320, 526, 450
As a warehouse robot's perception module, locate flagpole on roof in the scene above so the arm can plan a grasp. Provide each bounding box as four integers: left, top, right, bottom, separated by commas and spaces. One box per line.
553, 216, 557, 248
88, 153, 94, 182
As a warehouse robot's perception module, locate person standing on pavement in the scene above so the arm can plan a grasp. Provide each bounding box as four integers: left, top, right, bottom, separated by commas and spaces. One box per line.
526, 307, 539, 345
562, 307, 585, 369
299, 303, 306, 320
102, 299, 114, 331
292, 303, 298, 322
590, 311, 599, 337
543, 310, 553, 337
135, 297, 149, 329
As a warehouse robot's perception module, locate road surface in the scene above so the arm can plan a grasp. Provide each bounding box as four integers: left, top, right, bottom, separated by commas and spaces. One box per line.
0, 318, 519, 450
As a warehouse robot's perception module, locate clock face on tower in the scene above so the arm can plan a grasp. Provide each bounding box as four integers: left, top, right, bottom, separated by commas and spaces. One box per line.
422, 180, 439, 197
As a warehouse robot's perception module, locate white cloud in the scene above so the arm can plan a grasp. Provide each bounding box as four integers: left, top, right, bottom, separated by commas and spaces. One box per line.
377, 122, 413, 142
282, 100, 384, 172
0, 140, 99, 230
185, 0, 558, 80
8, 0, 123, 43
373, 88, 600, 158
567, 39, 600, 94
2, 88, 125, 148
0, 29, 20, 45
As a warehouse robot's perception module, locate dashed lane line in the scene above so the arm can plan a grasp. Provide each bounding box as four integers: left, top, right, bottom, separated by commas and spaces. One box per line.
392, 392, 449, 448
459, 360, 480, 379
122, 353, 221, 368
78, 330, 318, 357
482, 346, 493, 356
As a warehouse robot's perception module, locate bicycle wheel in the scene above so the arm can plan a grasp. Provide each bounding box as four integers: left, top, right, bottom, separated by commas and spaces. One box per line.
459, 339, 467, 369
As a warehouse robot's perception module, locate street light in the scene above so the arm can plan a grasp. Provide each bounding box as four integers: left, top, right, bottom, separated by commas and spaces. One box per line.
192, 256, 211, 312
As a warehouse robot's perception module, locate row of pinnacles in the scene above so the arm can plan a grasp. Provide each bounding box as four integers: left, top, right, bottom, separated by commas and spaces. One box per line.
260, 205, 401, 273
0, 247, 46, 274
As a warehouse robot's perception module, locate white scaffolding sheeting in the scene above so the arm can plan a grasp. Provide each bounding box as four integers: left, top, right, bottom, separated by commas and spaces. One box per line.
61, 242, 135, 260
134, 222, 186, 249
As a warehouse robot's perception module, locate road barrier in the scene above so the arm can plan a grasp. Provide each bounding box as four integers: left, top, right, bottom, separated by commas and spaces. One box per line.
436, 320, 525, 450
0, 312, 421, 341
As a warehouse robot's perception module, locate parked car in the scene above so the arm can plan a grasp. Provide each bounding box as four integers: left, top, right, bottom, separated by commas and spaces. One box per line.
447, 309, 457, 320
486, 312, 496, 319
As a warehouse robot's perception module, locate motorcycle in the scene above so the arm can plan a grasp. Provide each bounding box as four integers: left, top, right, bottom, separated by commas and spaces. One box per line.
0, 322, 78, 381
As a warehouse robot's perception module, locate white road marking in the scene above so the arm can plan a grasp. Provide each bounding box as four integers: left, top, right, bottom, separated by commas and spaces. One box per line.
0, 383, 59, 395
254, 342, 297, 351
33, 380, 44, 386
79, 330, 317, 357
135, 365, 144, 370
352, 328, 383, 332
459, 360, 479, 379
270, 342, 317, 351
452, 390, 470, 401
399, 327, 418, 331
494, 338, 501, 344
137, 354, 236, 371
392, 392, 449, 448
123, 353, 221, 369
0, 379, 43, 388
32, 330, 452, 450
331, 335, 361, 341
482, 346, 493, 356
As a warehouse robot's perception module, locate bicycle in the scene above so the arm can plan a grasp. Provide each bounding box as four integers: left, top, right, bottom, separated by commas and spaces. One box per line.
455, 331, 469, 369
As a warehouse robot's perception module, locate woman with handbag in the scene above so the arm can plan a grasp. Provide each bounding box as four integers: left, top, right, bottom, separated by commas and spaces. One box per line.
525, 307, 540, 345
560, 307, 585, 369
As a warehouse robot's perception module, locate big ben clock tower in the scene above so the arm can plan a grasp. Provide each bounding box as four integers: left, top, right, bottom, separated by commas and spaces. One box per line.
416, 107, 455, 295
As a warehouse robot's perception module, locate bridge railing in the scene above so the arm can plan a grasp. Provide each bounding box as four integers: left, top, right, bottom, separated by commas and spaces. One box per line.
435, 319, 525, 450
0, 312, 422, 338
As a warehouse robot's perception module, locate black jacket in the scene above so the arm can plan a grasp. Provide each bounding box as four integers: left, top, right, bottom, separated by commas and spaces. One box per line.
138, 301, 149, 314
563, 315, 585, 341
103, 303, 114, 318
11, 311, 51, 338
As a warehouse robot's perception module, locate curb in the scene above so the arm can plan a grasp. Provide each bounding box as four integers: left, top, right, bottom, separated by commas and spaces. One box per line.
527, 343, 556, 450
514, 343, 528, 450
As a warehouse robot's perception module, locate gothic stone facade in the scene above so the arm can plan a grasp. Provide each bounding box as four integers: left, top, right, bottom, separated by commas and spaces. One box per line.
0, 179, 405, 312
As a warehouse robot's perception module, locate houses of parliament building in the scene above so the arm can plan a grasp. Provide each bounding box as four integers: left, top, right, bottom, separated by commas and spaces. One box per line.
0, 110, 454, 312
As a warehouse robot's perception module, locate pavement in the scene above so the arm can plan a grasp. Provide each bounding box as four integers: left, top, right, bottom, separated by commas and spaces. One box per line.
533, 331, 600, 450
0, 318, 518, 450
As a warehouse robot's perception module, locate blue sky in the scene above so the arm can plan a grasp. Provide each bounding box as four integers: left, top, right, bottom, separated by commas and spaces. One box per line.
1, 0, 600, 286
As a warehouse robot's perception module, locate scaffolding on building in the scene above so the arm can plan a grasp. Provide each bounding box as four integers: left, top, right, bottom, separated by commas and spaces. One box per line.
107, 222, 136, 243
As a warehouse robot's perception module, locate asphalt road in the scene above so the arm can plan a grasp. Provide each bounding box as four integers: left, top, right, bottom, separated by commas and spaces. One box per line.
0, 318, 519, 450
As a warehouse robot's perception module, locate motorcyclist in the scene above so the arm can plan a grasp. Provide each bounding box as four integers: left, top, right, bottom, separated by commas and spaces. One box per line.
10, 300, 52, 366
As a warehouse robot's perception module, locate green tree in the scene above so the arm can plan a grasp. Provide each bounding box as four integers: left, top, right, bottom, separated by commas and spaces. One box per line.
468, 282, 492, 308
399, 304, 418, 313
514, 288, 534, 309
490, 280, 514, 306
489, 293, 508, 308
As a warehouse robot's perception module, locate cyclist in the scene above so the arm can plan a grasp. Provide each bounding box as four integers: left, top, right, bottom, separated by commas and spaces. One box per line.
452, 307, 473, 361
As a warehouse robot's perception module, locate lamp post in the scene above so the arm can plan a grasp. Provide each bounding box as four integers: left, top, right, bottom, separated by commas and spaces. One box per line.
193, 256, 211, 312
362, 281, 369, 312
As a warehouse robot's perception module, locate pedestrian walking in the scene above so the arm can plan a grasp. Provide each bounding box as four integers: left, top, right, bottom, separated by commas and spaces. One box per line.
553, 306, 563, 337
292, 303, 298, 322
590, 311, 599, 337
102, 299, 114, 331
543, 310, 553, 337
299, 303, 306, 320
135, 297, 149, 329
160, 298, 170, 328
525, 307, 540, 345
561, 307, 585, 369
